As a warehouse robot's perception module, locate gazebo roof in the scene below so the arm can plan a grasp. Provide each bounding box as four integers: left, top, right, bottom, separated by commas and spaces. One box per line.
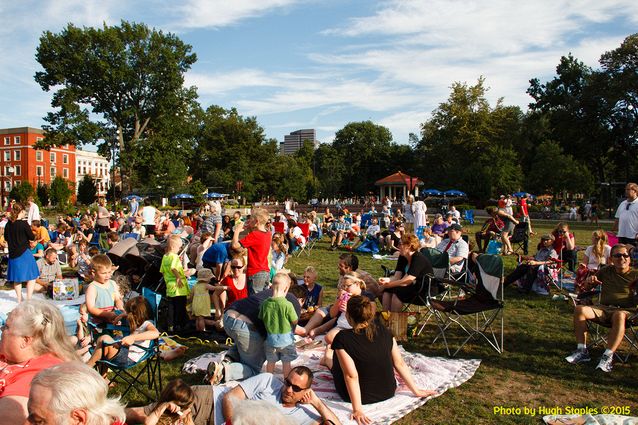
374, 171, 423, 186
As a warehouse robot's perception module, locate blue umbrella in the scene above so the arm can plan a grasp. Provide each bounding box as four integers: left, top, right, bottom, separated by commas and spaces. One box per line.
206, 192, 224, 199
444, 190, 467, 197
423, 188, 443, 196
172, 193, 194, 199
512, 191, 534, 199
122, 194, 143, 201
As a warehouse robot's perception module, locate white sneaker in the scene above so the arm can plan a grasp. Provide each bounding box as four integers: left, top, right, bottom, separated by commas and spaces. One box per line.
565, 349, 591, 364
596, 354, 613, 373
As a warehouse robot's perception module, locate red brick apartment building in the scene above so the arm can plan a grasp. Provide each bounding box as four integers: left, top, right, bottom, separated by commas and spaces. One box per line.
0, 127, 76, 205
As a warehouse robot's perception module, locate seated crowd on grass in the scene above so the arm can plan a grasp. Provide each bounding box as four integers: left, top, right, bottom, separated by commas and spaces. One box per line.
1, 184, 637, 424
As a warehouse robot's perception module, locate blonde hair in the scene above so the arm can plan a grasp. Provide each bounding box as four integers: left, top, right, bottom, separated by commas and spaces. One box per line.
90, 254, 113, 271
304, 266, 317, 278
166, 234, 182, 253
591, 229, 608, 262
10, 300, 79, 361
251, 208, 270, 226
340, 272, 366, 290
31, 362, 126, 424
271, 272, 292, 291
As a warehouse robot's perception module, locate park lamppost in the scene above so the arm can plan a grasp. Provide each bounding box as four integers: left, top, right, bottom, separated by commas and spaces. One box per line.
1, 166, 15, 208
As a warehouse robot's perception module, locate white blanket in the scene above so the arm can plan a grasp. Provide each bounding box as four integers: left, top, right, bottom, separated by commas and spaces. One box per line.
184, 343, 480, 424
0, 289, 83, 334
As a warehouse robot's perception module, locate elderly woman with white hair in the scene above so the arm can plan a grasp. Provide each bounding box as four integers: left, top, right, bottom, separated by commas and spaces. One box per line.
0, 300, 79, 424
26, 361, 126, 425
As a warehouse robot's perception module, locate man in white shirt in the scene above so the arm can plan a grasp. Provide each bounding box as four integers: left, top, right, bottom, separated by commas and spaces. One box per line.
436, 223, 469, 277
27, 196, 41, 225
613, 182, 638, 246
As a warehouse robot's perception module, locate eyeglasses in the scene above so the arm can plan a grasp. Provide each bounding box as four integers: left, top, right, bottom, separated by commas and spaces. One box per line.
284, 378, 308, 393
612, 253, 630, 259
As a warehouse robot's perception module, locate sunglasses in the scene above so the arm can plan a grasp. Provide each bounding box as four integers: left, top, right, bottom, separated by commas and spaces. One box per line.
626, 203, 633, 211
284, 378, 308, 393
231, 265, 243, 270
612, 253, 630, 259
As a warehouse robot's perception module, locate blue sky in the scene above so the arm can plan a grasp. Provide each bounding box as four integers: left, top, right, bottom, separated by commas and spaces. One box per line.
1, 0, 637, 147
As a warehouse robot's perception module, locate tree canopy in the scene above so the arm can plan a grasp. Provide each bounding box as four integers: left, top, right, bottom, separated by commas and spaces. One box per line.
35, 20, 197, 191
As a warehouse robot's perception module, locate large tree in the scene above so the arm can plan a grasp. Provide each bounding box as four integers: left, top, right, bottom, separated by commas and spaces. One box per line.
191, 106, 278, 201
332, 121, 394, 196
34, 20, 197, 191
415, 77, 523, 197
527, 34, 638, 183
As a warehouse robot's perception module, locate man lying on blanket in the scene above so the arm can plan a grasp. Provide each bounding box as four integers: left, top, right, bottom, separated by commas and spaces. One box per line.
126, 366, 341, 425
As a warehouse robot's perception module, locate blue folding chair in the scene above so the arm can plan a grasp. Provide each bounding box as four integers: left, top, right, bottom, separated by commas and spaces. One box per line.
463, 209, 475, 225
122, 232, 141, 241
96, 293, 162, 401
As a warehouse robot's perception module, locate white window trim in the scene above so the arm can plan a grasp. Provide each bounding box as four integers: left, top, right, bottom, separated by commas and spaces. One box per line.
13, 136, 20, 145
13, 150, 20, 161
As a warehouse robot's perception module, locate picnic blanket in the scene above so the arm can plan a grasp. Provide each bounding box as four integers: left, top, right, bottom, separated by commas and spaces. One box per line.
0, 289, 83, 335
183, 341, 480, 424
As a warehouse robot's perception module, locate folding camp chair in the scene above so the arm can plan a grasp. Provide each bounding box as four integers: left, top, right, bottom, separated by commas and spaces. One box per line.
122, 232, 141, 241
96, 292, 163, 401
509, 222, 530, 255
463, 209, 475, 225
574, 289, 638, 363
399, 248, 452, 334
272, 221, 285, 234
428, 254, 504, 356
294, 223, 311, 257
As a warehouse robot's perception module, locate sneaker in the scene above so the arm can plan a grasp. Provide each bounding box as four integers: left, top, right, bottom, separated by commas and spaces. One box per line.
565, 349, 591, 364
596, 354, 613, 373
205, 361, 225, 385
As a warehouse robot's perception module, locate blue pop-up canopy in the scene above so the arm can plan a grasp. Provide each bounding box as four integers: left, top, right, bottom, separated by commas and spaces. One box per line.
444, 190, 467, 197
423, 189, 443, 196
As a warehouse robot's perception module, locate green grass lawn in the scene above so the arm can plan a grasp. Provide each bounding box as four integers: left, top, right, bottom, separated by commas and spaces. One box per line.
10, 219, 638, 424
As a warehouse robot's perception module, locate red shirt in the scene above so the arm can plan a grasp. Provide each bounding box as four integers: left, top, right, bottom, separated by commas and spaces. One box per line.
222, 275, 248, 306
240, 230, 271, 276
0, 353, 63, 398
520, 198, 529, 216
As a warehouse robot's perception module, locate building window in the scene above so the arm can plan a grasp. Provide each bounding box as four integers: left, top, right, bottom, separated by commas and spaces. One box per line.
14, 136, 20, 145
36, 151, 43, 161
5, 166, 12, 176
50, 152, 56, 163
77, 166, 81, 175
14, 165, 21, 176
14, 180, 20, 187
13, 150, 20, 161
63, 154, 68, 164
50, 167, 56, 177
63, 168, 69, 178
4, 181, 11, 191
3, 151, 10, 161
3, 137, 9, 145
36, 166, 43, 177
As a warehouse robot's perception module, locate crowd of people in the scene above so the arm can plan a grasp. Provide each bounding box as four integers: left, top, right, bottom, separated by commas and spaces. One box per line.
1, 183, 637, 424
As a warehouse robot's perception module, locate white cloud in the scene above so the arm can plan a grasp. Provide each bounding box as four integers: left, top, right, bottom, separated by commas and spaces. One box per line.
174, 0, 301, 28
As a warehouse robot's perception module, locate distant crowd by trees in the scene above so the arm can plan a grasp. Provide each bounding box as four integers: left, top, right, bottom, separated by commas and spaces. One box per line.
33, 20, 637, 206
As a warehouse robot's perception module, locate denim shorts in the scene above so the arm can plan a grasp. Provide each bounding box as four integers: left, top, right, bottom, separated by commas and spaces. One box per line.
111, 345, 135, 367
264, 342, 298, 363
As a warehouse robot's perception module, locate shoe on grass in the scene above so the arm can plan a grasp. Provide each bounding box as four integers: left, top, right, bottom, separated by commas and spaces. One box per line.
596, 353, 613, 373
205, 361, 225, 385
565, 349, 591, 364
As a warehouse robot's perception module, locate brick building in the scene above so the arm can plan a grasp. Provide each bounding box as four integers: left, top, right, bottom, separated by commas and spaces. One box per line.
0, 127, 77, 205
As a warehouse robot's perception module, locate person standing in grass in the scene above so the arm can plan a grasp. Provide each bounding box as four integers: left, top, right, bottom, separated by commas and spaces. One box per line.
565, 244, 638, 373
231, 208, 272, 294
259, 273, 298, 378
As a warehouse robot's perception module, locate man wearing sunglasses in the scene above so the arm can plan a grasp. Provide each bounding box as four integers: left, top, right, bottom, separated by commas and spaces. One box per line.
566, 244, 638, 372
221, 366, 341, 425
613, 182, 638, 246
